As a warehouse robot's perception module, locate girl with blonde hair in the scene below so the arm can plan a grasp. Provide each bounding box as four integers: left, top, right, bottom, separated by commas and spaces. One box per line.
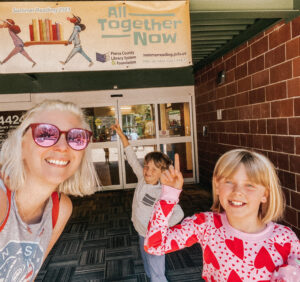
0, 99, 99, 281
144, 149, 299, 281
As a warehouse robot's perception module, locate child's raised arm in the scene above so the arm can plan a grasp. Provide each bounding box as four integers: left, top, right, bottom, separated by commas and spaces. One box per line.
144, 154, 208, 255
111, 120, 129, 148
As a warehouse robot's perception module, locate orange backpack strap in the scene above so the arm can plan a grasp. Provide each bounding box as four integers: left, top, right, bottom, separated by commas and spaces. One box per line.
51, 192, 60, 229
0, 188, 12, 232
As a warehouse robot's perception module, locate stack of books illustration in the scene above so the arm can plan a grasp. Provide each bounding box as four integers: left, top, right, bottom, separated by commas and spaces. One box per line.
25, 19, 68, 46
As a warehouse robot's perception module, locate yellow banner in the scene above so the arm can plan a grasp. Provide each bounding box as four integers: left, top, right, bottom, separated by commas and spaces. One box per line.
0, 1, 191, 73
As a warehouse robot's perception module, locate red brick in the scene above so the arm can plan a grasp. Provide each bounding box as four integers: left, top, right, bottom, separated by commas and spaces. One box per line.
238, 77, 251, 92
228, 134, 240, 146
216, 86, 226, 98
292, 16, 300, 37
250, 120, 258, 133
271, 99, 294, 117
235, 63, 247, 80
277, 118, 288, 135
277, 153, 289, 170
249, 32, 264, 45
216, 99, 224, 109
295, 98, 300, 116
238, 106, 252, 120
226, 69, 235, 83
284, 206, 297, 226
293, 57, 300, 77
225, 108, 238, 120
225, 55, 236, 71
296, 137, 300, 154
272, 135, 294, 153
270, 61, 293, 83
248, 55, 264, 75
267, 119, 277, 134
252, 104, 261, 118
223, 50, 234, 61
235, 42, 248, 54
290, 155, 300, 174
287, 77, 300, 98
269, 23, 291, 49
226, 82, 237, 96
252, 70, 269, 88
266, 22, 285, 35
225, 96, 235, 108
266, 81, 287, 101
262, 135, 272, 150
253, 134, 263, 149
249, 88, 265, 104
287, 37, 300, 59
282, 187, 291, 205
237, 47, 250, 66
237, 120, 249, 133
236, 92, 249, 107
260, 103, 270, 118
297, 174, 300, 192
279, 171, 296, 191
257, 119, 266, 134
265, 44, 285, 68
291, 191, 300, 210
251, 36, 268, 58
289, 117, 300, 135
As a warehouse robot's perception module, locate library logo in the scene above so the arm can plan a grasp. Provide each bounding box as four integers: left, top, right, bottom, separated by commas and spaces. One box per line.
96, 52, 110, 63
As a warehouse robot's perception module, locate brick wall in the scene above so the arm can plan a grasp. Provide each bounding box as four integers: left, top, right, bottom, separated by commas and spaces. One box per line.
194, 17, 300, 236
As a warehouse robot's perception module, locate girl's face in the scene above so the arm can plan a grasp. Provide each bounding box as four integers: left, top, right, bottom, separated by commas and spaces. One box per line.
215, 164, 268, 231
22, 110, 85, 188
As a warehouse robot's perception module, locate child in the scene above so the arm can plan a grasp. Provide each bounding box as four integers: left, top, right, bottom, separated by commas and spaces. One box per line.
144, 149, 300, 281
111, 122, 184, 282
0, 100, 99, 281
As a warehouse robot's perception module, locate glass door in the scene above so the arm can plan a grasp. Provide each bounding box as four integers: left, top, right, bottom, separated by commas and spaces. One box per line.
118, 97, 195, 188
84, 104, 122, 190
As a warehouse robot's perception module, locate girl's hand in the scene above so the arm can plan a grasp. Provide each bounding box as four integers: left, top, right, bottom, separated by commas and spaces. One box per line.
160, 154, 184, 190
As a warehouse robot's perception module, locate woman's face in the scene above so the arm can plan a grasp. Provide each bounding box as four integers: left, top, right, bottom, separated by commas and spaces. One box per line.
22, 109, 85, 188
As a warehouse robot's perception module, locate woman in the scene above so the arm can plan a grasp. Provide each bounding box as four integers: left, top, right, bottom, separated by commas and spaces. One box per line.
0, 100, 99, 281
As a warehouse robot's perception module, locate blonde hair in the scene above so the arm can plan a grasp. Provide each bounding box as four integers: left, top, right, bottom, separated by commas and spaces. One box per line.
0, 99, 100, 196
211, 149, 285, 223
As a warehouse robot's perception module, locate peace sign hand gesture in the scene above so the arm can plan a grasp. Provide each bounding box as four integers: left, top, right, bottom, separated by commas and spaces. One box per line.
160, 154, 184, 190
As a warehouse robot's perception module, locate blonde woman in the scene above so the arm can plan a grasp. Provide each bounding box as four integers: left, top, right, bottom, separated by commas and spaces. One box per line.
145, 150, 300, 281
0, 100, 99, 281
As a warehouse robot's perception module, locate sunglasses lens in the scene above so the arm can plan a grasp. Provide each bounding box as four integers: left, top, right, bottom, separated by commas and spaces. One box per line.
67, 129, 89, 150
34, 124, 59, 147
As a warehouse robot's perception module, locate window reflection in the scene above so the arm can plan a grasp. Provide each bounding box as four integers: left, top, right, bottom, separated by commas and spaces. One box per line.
158, 103, 191, 137
121, 104, 155, 140
85, 107, 116, 142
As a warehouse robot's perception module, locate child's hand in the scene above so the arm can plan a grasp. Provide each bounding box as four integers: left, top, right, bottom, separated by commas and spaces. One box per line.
160, 154, 184, 190
111, 120, 122, 136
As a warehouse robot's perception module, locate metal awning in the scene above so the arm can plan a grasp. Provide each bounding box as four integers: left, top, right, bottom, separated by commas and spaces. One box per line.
190, 0, 300, 71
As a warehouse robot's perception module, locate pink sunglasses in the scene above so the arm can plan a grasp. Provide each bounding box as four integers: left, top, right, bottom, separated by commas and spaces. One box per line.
28, 123, 92, 151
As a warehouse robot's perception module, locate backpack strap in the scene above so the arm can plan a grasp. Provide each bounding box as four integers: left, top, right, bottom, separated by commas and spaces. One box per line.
51, 192, 60, 229
0, 187, 11, 232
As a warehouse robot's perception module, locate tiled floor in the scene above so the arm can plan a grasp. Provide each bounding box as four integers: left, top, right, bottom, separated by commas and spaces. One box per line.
36, 185, 212, 282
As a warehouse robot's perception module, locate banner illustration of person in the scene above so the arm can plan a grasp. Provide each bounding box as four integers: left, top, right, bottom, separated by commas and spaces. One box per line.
0, 19, 36, 67
60, 15, 93, 67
